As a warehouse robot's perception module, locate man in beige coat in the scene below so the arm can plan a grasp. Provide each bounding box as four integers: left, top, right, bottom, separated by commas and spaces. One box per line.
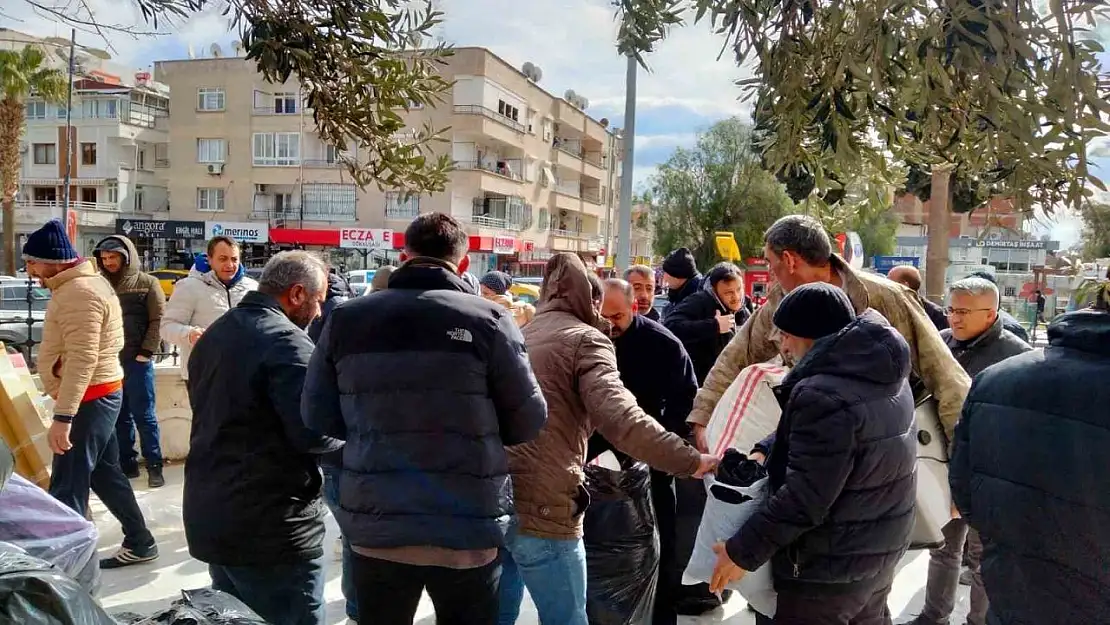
498, 253, 718, 625
687, 215, 971, 450
23, 220, 157, 570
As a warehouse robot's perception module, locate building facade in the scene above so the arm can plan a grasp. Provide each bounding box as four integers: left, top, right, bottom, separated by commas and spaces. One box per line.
153, 47, 621, 272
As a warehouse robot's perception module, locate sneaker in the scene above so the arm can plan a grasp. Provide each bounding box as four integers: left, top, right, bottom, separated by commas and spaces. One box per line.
100, 544, 158, 569
122, 465, 141, 479
147, 465, 165, 488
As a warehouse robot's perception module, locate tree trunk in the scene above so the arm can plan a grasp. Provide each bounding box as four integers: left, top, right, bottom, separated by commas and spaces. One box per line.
0, 99, 24, 276
925, 166, 954, 304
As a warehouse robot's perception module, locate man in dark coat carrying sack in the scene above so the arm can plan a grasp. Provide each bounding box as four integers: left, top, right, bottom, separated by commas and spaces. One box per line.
710, 283, 917, 625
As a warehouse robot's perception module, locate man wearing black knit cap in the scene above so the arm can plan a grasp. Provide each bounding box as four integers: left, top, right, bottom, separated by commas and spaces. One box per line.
661, 247, 704, 307
709, 283, 917, 625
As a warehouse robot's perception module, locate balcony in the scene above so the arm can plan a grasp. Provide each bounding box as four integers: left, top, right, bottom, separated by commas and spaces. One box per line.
18, 200, 119, 213
582, 189, 602, 205
551, 228, 586, 239
554, 137, 584, 161
302, 159, 344, 169
454, 159, 525, 182
385, 206, 421, 220
454, 105, 526, 134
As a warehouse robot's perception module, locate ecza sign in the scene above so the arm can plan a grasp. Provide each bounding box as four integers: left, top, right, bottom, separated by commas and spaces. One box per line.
340, 228, 392, 250
206, 221, 269, 244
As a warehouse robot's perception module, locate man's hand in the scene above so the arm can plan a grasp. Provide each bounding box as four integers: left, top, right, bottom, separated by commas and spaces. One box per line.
709, 542, 747, 593
135, 354, 151, 363
692, 424, 709, 453
749, 451, 766, 465
188, 327, 204, 346
715, 310, 735, 334
48, 420, 73, 455
693, 454, 719, 478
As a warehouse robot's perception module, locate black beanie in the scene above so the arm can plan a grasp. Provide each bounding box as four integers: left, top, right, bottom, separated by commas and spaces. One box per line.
662, 247, 698, 280
773, 282, 856, 340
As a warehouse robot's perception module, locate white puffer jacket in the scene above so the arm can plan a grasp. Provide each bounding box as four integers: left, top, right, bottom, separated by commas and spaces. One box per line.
161, 269, 258, 378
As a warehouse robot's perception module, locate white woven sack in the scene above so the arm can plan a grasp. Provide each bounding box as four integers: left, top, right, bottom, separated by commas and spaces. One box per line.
706, 362, 789, 458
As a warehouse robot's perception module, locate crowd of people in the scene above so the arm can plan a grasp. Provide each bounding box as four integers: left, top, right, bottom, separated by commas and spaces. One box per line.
17, 211, 1109, 625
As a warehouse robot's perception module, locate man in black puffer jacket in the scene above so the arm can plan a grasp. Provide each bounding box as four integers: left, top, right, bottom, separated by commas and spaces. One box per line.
951, 289, 1110, 625
665, 262, 751, 385
710, 283, 916, 624
307, 270, 352, 342
302, 213, 547, 625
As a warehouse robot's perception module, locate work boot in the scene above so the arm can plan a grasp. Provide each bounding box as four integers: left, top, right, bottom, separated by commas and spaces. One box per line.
147, 465, 165, 488
122, 464, 141, 480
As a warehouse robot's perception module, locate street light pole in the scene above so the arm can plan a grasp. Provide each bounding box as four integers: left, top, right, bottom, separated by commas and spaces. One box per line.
615, 54, 636, 273
61, 28, 76, 233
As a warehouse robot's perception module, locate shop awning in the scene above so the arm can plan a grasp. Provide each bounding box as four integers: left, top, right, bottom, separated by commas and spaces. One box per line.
391, 233, 485, 252
269, 228, 340, 246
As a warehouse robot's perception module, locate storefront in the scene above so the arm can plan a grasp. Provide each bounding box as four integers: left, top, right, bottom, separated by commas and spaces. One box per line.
115, 219, 206, 270
203, 221, 270, 268
742, 257, 771, 305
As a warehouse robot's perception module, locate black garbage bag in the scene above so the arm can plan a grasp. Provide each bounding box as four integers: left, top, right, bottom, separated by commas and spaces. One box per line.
0, 542, 117, 625
123, 588, 269, 624
583, 461, 660, 625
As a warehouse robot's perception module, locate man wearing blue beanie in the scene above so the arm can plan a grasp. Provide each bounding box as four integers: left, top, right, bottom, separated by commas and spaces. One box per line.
23, 219, 158, 570
709, 283, 916, 624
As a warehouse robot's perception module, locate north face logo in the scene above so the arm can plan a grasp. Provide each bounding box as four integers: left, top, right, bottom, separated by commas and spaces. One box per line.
447, 328, 473, 343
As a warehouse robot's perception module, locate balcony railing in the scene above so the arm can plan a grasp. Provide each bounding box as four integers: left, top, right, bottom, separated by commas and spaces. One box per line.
583, 152, 604, 168
253, 105, 301, 115
582, 189, 602, 205
454, 159, 525, 182
555, 182, 581, 198
554, 138, 584, 161
155, 158, 170, 168
302, 159, 344, 168
17, 200, 119, 213
385, 205, 420, 219
551, 228, 585, 238
453, 104, 527, 133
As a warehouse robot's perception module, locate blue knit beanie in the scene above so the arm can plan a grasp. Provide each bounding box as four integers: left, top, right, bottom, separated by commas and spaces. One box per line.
480, 270, 513, 295
22, 219, 79, 264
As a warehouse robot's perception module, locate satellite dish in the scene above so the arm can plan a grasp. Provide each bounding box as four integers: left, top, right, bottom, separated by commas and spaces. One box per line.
187, 44, 196, 59
210, 43, 223, 58
522, 62, 535, 79
533, 65, 543, 82
600, 117, 609, 128
231, 40, 243, 56
565, 89, 577, 102
579, 97, 589, 110
408, 32, 423, 48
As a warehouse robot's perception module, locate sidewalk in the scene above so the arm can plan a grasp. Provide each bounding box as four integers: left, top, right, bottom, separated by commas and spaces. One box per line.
94, 464, 971, 624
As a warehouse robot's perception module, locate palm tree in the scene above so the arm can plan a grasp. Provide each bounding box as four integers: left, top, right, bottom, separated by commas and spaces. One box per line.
0, 46, 67, 275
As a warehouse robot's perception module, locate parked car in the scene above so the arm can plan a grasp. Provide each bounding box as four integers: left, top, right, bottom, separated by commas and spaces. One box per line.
0, 278, 48, 364
509, 283, 541, 305
150, 269, 191, 299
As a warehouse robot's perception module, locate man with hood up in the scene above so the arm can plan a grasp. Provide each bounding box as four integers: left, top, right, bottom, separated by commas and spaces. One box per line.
93, 235, 167, 488
661, 247, 704, 307
161, 236, 258, 381
497, 252, 719, 625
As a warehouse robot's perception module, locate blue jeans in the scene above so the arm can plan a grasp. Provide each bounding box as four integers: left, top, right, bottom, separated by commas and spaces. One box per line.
322, 466, 358, 621
209, 558, 325, 625
117, 359, 162, 471
498, 531, 588, 625
48, 391, 154, 550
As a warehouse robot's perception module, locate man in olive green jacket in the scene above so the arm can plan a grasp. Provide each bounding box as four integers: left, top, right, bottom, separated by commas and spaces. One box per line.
689, 216, 970, 450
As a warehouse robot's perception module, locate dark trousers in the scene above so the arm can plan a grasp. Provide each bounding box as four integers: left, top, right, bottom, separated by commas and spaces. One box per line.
920, 519, 988, 625
48, 391, 154, 550
321, 466, 358, 621
117, 359, 163, 471
351, 551, 501, 625
651, 470, 679, 625
210, 559, 325, 625
755, 573, 895, 625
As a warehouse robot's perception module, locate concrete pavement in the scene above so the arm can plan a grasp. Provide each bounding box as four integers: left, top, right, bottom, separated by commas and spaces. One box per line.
94, 465, 973, 624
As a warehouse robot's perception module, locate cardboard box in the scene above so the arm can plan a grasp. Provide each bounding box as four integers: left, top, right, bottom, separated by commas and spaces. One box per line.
0, 350, 52, 489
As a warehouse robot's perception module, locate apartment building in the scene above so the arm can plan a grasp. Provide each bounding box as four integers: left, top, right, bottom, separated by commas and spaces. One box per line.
153, 46, 621, 272
3, 29, 170, 260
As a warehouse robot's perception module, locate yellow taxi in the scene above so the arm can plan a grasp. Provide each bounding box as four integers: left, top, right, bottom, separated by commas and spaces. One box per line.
150, 269, 190, 298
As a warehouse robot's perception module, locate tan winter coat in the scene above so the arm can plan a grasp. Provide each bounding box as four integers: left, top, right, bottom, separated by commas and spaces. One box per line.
510, 253, 701, 540
688, 255, 971, 441
39, 261, 125, 417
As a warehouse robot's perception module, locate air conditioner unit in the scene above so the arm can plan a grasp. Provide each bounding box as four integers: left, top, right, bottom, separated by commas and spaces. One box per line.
206, 163, 224, 175
255, 184, 267, 194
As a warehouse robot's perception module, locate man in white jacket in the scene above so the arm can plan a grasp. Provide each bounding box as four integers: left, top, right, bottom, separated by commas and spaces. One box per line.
161, 236, 258, 379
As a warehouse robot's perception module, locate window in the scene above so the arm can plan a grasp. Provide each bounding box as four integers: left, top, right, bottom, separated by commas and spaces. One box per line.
252, 132, 300, 166
80, 143, 97, 165
56, 105, 69, 119
325, 144, 341, 164
32, 143, 56, 165
103, 99, 118, 118
198, 188, 225, 212
137, 150, 147, 170
275, 193, 294, 213
25, 100, 47, 119
80, 188, 97, 204
106, 182, 118, 204
302, 183, 357, 220
385, 192, 420, 218
542, 119, 553, 142
1004, 286, 1017, 298
134, 185, 145, 212
197, 88, 226, 111
197, 139, 227, 163
273, 92, 298, 114
497, 99, 519, 122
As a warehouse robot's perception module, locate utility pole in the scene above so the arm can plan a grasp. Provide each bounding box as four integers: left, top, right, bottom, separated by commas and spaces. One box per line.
615, 54, 636, 273
61, 28, 76, 237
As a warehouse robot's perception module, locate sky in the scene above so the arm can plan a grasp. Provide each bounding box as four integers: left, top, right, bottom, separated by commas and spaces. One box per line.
2, 0, 1091, 246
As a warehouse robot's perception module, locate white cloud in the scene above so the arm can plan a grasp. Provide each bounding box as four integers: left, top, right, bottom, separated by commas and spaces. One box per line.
634, 132, 699, 152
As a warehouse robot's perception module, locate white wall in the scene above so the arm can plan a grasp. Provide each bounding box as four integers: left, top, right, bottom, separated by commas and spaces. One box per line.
452, 76, 484, 107
481, 78, 525, 113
